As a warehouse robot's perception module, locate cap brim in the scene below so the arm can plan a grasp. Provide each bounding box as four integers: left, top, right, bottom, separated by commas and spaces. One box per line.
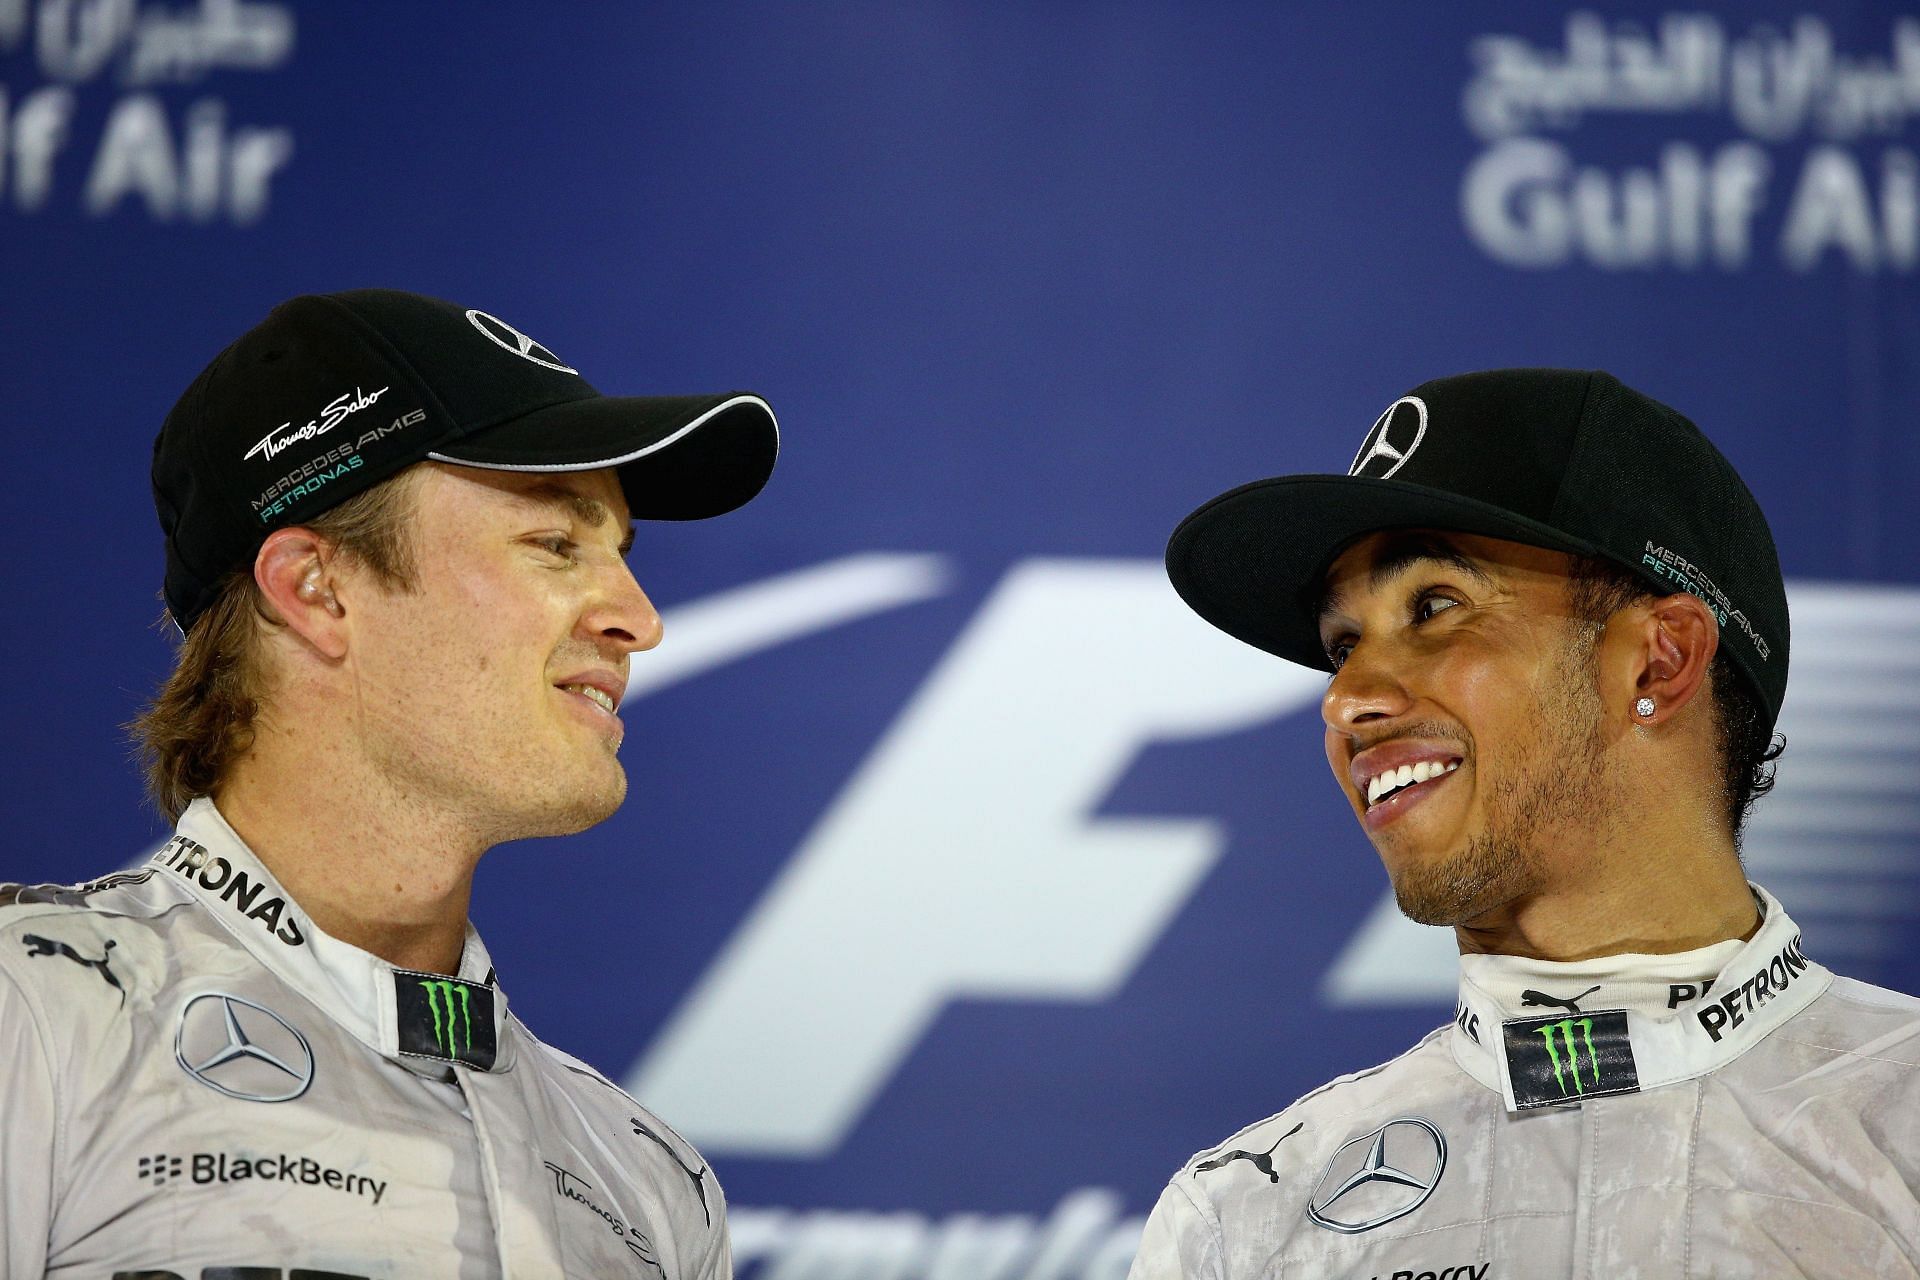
1165, 474, 1599, 670
428, 392, 778, 520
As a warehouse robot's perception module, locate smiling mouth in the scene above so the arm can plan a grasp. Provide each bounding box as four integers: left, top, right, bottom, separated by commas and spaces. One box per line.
1364, 759, 1461, 810
557, 683, 618, 715
556, 679, 622, 721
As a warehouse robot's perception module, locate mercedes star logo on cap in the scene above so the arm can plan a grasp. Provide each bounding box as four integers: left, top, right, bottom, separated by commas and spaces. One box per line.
1305, 1116, 1447, 1234
464, 308, 578, 373
175, 992, 316, 1103
1348, 395, 1429, 479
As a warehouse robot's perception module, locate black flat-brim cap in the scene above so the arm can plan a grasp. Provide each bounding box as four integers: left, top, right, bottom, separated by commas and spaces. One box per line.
428, 389, 776, 522
328, 288, 779, 521
1165, 369, 1790, 730
156, 289, 779, 629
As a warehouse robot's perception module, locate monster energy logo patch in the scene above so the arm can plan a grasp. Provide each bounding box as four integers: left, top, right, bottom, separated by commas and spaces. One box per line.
423, 980, 472, 1054
1501, 1009, 1638, 1110
393, 970, 498, 1069
1537, 1017, 1598, 1094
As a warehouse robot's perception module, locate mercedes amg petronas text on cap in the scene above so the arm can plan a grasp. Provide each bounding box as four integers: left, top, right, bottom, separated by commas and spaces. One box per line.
152, 288, 780, 630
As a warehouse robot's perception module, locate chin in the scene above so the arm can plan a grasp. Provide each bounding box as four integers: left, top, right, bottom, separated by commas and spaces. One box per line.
1370, 830, 1449, 882
1386, 833, 1530, 929
1390, 880, 1467, 928
564, 768, 628, 833
510, 763, 628, 840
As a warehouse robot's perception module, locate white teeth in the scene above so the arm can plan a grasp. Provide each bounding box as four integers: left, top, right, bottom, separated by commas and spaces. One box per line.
562, 684, 616, 714
1365, 759, 1460, 808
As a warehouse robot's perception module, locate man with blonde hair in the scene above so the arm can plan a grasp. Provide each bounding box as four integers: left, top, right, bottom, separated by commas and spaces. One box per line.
0, 289, 777, 1277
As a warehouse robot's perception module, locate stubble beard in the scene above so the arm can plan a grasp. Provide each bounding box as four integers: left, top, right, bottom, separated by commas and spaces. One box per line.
360, 702, 629, 848
546, 751, 628, 836
1389, 642, 1612, 927
492, 733, 629, 843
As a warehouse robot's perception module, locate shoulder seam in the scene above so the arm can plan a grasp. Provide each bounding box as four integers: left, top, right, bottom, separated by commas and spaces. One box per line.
1774, 1033, 1920, 1072
517, 1013, 702, 1152
1824, 976, 1920, 1010
523, 1021, 717, 1196
0, 955, 66, 1206
514, 1013, 641, 1103
1185, 1023, 1450, 1171
1170, 1169, 1228, 1276
0, 871, 181, 933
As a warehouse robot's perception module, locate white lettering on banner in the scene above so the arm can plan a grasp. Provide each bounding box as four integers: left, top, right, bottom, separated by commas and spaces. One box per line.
1459, 13, 1920, 274
1, 0, 295, 224
730, 1188, 1144, 1280
0, 2, 27, 48
31, 0, 132, 82
0, 85, 77, 212
627, 560, 1323, 1156
26, 0, 293, 86
1462, 138, 1771, 269
82, 92, 292, 223
1465, 14, 1920, 143
83, 94, 174, 217
1780, 145, 1919, 270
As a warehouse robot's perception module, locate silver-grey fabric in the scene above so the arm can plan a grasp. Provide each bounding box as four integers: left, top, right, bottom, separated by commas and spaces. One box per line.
0, 798, 727, 1279
1130, 886, 1920, 1278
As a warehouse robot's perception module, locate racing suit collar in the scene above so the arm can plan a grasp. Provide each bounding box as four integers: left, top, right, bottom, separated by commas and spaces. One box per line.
1449, 883, 1831, 1110
154, 798, 517, 1076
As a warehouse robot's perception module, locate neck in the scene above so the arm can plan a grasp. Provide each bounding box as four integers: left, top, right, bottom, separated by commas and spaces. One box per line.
1454, 828, 1760, 962
213, 711, 485, 976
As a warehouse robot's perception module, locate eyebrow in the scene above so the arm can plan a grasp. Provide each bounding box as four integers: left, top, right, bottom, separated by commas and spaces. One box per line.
1313, 533, 1496, 630
520, 481, 636, 556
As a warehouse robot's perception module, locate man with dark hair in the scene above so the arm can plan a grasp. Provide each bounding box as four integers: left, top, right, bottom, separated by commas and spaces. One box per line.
1131, 370, 1920, 1276
0, 290, 777, 1276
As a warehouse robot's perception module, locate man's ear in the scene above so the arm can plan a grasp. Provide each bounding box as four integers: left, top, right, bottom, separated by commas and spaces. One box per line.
254, 529, 349, 660
1612, 592, 1719, 727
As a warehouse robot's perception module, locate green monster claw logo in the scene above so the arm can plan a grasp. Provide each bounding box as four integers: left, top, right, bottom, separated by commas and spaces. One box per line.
1537, 1017, 1599, 1095
420, 979, 473, 1057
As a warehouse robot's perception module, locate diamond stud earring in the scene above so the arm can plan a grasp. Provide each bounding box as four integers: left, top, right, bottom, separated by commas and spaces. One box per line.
1634, 697, 1656, 718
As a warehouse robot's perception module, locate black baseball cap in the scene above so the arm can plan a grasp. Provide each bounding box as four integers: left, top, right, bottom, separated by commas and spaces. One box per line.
153, 289, 780, 630
1166, 369, 1790, 730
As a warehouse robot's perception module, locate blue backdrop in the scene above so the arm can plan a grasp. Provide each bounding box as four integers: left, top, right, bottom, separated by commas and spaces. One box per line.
6, 3, 1919, 1275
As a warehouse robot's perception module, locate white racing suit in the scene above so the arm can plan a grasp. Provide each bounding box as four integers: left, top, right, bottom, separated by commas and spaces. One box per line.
0, 798, 728, 1279
1130, 885, 1920, 1278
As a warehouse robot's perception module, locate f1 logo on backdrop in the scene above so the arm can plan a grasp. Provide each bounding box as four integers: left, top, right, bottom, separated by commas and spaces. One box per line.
617, 554, 1324, 1156
617, 556, 1920, 1156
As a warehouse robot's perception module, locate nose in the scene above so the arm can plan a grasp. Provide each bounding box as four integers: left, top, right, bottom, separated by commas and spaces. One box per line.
1321, 637, 1414, 735
584, 558, 663, 656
